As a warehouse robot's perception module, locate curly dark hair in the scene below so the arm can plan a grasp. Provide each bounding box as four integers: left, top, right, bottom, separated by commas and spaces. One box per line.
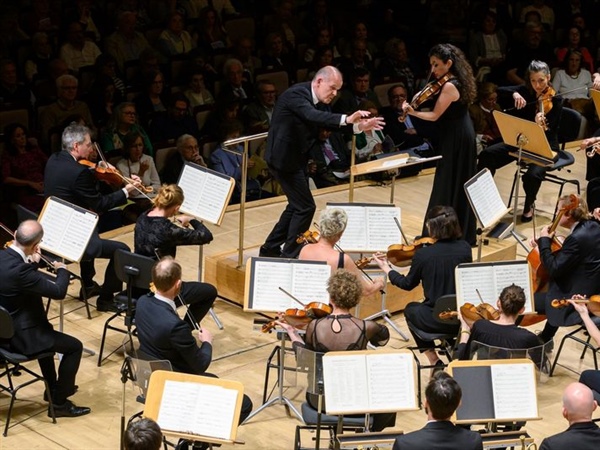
428, 43, 477, 104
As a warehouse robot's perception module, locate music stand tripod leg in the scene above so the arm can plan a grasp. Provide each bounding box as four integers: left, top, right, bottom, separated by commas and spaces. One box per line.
509, 136, 529, 242
198, 244, 225, 330
363, 275, 409, 341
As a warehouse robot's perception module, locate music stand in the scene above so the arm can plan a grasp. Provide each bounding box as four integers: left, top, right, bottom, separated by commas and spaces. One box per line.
491, 111, 556, 243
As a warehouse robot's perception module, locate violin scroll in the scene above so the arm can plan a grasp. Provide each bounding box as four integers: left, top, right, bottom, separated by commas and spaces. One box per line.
296, 230, 320, 244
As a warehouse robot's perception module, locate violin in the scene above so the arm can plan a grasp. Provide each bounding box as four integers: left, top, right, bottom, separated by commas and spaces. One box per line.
535, 86, 556, 130
550, 295, 600, 316
355, 256, 373, 269
399, 73, 453, 122
438, 310, 459, 321
527, 194, 579, 292
459, 302, 500, 328
261, 302, 332, 333
296, 230, 320, 244
386, 237, 436, 266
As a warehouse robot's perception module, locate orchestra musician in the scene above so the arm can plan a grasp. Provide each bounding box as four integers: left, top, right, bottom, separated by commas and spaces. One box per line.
532, 194, 600, 345
134, 184, 217, 328
477, 59, 562, 223
373, 206, 472, 370
570, 300, 600, 403
400, 43, 477, 245
44, 123, 142, 312
298, 208, 385, 296
278, 269, 395, 432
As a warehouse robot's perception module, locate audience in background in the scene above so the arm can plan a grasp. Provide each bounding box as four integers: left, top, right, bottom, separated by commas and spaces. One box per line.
100, 102, 153, 158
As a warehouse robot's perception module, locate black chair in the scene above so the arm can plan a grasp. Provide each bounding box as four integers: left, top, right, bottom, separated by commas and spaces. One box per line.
97, 250, 155, 366
507, 107, 582, 220
549, 316, 600, 377
0, 306, 57, 436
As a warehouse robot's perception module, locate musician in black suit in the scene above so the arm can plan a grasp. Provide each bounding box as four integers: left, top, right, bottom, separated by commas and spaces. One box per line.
44, 123, 142, 311
259, 65, 384, 258
135, 257, 252, 422
0, 220, 90, 417
392, 372, 483, 450
532, 194, 600, 343
539, 382, 600, 450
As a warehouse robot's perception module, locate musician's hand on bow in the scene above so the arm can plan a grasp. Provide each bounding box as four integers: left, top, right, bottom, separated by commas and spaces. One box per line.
198, 328, 213, 344
53, 261, 67, 271
593, 207, 600, 221
399, 101, 413, 121
539, 225, 554, 239
568, 298, 589, 316
512, 92, 526, 109
372, 252, 391, 273
125, 174, 143, 195
175, 214, 194, 227
529, 236, 538, 249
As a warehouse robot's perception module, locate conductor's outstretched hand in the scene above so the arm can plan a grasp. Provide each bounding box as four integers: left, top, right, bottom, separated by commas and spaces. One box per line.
346, 110, 386, 132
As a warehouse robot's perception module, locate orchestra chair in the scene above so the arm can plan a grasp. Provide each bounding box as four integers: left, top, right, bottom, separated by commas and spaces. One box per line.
406, 294, 457, 407
16, 204, 92, 320
97, 249, 155, 366
0, 305, 57, 436
373, 82, 398, 108
507, 107, 582, 220
549, 316, 600, 377
293, 347, 373, 450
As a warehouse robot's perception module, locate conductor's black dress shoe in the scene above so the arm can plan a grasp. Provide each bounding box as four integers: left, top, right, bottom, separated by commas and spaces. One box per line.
49, 400, 91, 418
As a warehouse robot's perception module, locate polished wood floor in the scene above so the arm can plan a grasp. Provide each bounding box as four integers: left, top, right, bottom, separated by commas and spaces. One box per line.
1, 150, 598, 449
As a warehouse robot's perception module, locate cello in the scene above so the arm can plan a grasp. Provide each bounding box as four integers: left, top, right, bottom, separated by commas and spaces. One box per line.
527, 194, 578, 292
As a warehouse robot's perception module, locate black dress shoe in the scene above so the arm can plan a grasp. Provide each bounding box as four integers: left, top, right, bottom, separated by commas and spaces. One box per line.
49, 400, 91, 418
79, 281, 102, 300
258, 245, 281, 258
44, 385, 79, 402
96, 299, 121, 313
520, 213, 533, 223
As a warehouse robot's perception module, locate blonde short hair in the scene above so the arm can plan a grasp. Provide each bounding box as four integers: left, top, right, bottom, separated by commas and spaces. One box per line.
153, 184, 184, 209
319, 208, 347, 240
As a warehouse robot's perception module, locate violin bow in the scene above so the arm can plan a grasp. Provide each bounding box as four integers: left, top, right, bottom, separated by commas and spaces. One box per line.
503, 85, 588, 112
393, 217, 409, 245
278, 286, 307, 308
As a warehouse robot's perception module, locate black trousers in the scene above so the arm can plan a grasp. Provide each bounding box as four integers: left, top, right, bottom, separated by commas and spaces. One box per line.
263, 168, 316, 258
175, 281, 217, 328
477, 142, 549, 213
580, 370, 600, 403
81, 228, 129, 300
37, 330, 83, 405
404, 302, 459, 351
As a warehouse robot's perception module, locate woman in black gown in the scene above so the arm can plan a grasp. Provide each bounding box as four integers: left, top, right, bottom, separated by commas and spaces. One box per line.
401, 43, 478, 245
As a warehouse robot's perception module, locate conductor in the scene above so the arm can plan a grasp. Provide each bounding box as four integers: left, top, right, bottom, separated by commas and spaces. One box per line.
259, 65, 385, 258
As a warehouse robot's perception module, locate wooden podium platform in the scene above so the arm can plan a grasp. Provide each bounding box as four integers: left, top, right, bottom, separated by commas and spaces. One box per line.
205, 238, 517, 319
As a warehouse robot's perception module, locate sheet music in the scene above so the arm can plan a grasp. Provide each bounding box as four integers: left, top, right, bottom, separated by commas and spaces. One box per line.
39, 197, 97, 262
456, 265, 496, 307
366, 353, 416, 410
290, 264, 331, 303
323, 354, 370, 413
491, 364, 537, 419
251, 260, 295, 311
157, 381, 237, 440
493, 263, 534, 313
329, 204, 401, 251
465, 170, 507, 228
178, 163, 233, 225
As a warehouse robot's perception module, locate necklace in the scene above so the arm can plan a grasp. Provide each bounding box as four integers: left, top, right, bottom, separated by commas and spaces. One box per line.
568, 70, 581, 79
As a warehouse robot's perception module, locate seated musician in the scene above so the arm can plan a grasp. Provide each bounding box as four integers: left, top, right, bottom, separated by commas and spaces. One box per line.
477, 60, 561, 222
278, 269, 396, 432
298, 208, 385, 297
569, 300, 600, 404
373, 206, 472, 370
455, 284, 542, 361
392, 372, 483, 450
531, 194, 600, 345
135, 257, 253, 424
134, 184, 217, 328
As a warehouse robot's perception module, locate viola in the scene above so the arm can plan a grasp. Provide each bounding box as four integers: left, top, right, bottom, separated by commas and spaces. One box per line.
536, 86, 556, 131
550, 295, 600, 316
527, 194, 579, 292
296, 230, 320, 244
399, 73, 453, 122
355, 256, 373, 269
386, 237, 436, 266
261, 302, 332, 333
459, 302, 500, 328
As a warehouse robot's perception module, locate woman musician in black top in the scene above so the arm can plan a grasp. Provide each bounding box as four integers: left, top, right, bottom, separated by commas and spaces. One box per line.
134, 184, 217, 328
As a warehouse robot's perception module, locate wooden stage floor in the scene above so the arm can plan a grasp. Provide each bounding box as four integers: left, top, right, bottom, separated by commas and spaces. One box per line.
1, 151, 597, 449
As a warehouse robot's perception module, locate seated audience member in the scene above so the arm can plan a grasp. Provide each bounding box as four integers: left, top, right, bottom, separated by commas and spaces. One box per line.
303, 26, 341, 65
299, 208, 384, 297
38, 74, 95, 148
336, 38, 374, 83
468, 11, 507, 83
339, 21, 378, 63
504, 22, 553, 85
219, 58, 254, 102
32, 58, 69, 104
333, 67, 379, 115
376, 38, 419, 93
104, 11, 150, 72
374, 206, 472, 369
307, 45, 335, 80
94, 53, 126, 97
380, 83, 431, 151
260, 31, 296, 81
551, 49, 594, 120
555, 26, 594, 73
183, 68, 215, 108
308, 127, 350, 188
100, 102, 153, 159
134, 256, 252, 423
262, 0, 300, 52
124, 418, 163, 450
539, 382, 600, 449
229, 37, 261, 85
302, 0, 335, 48
201, 96, 242, 141
519, 0, 555, 31
392, 372, 483, 450
0, 220, 90, 418
86, 74, 124, 129
195, 6, 231, 54
181, 0, 238, 20
150, 93, 200, 142
279, 269, 394, 431
455, 284, 542, 360
116, 132, 160, 223
352, 100, 385, 163
242, 79, 277, 133
0, 59, 34, 106
210, 120, 272, 204
156, 11, 195, 63
134, 185, 216, 328
468, 82, 502, 154
134, 70, 169, 130
24, 32, 54, 83
569, 300, 600, 404
1, 123, 47, 213
59, 21, 102, 73
161, 134, 206, 184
